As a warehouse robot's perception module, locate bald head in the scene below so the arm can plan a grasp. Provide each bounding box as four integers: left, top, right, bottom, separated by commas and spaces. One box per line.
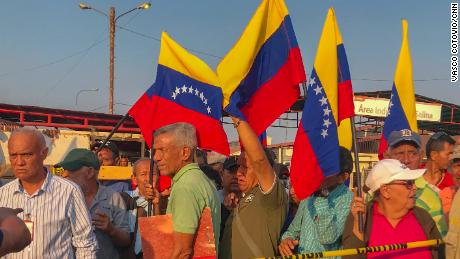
8, 128, 48, 183
9, 128, 47, 150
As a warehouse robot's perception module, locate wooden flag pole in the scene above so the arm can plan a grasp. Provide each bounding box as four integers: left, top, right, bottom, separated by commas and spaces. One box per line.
351, 116, 364, 233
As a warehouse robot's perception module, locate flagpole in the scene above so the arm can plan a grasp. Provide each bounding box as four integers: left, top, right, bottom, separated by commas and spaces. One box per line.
95, 113, 130, 153
301, 81, 308, 97
148, 132, 155, 216
351, 116, 364, 233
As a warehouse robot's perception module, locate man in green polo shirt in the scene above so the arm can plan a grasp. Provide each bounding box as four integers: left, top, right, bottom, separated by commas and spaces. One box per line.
220, 117, 288, 259
153, 122, 221, 258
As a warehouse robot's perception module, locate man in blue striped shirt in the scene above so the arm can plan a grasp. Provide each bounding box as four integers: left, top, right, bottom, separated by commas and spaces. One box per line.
279, 147, 354, 258
0, 128, 97, 258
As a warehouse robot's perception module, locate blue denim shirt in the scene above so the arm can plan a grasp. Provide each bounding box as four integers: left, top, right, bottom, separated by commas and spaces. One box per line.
281, 184, 353, 258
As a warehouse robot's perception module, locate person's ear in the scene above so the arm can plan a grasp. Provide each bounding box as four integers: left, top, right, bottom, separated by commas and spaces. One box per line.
381, 185, 391, 199
88, 167, 99, 180
430, 150, 438, 161
131, 174, 138, 185
40, 147, 49, 160
114, 156, 120, 165
182, 147, 193, 161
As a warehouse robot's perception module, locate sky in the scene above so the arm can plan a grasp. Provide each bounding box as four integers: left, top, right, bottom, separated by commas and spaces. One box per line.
0, 0, 457, 144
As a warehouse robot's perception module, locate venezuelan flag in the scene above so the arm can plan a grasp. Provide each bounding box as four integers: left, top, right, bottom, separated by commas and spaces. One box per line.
291, 8, 354, 200
258, 130, 268, 147
217, 0, 306, 136
378, 20, 418, 158
336, 19, 356, 150
129, 32, 229, 155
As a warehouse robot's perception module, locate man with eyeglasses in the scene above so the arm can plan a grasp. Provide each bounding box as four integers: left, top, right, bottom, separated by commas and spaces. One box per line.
343, 159, 444, 259
387, 129, 449, 237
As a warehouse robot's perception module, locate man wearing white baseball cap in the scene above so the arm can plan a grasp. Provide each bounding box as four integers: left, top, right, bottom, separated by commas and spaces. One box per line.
342, 159, 444, 259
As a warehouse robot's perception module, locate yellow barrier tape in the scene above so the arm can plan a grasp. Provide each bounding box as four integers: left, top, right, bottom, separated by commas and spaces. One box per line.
259, 239, 443, 259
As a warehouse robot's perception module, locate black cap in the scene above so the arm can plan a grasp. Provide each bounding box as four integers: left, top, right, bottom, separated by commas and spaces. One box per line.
92, 141, 119, 156
223, 156, 238, 171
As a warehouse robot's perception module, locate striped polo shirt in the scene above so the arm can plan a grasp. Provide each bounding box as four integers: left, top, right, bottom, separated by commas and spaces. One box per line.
0, 170, 97, 259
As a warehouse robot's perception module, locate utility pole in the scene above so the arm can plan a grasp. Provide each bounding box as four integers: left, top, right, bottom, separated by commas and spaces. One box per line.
79, 2, 151, 114
109, 7, 115, 114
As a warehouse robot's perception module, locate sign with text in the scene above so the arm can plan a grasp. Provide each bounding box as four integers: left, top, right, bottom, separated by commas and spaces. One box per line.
354, 96, 442, 122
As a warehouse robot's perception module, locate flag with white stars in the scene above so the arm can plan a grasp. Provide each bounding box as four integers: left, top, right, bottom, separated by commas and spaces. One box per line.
378, 20, 418, 159
290, 8, 353, 200
129, 32, 229, 155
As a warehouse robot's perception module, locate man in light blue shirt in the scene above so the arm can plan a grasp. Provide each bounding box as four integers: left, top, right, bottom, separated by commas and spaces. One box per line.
279, 147, 353, 258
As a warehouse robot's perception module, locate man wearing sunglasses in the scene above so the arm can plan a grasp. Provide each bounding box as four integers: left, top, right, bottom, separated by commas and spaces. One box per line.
343, 159, 444, 259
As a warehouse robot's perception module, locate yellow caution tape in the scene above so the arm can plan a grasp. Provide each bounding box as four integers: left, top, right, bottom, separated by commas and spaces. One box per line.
259, 239, 443, 259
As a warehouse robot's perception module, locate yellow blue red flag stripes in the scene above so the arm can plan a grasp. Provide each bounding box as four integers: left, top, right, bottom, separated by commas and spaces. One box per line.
217, 0, 306, 136
128, 32, 230, 155
378, 20, 418, 158
290, 8, 354, 200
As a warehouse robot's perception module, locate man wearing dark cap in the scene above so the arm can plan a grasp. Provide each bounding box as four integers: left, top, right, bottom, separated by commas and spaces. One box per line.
387, 129, 423, 170
219, 117, 288, 259
93, 141, 131, 192
219, 156, 240, 241
58, 148, 131, 259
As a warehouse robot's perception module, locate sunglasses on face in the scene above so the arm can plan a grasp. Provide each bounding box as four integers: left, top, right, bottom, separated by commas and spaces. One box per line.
386, 180, 415, 189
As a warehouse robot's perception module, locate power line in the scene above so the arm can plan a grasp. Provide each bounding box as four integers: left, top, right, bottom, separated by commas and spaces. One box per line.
116, 25, 224, 59
88, 102, 132, 112
35, 31, 109, 103
0, 36, 108, 79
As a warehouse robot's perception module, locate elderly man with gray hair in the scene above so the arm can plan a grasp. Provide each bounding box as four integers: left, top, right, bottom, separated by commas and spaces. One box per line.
153, 122, 221, 259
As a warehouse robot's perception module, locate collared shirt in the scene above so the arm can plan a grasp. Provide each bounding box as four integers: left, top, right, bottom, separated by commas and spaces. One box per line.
415, 176, 448, 236
126, 188, 148, 255
220, 177, 288, 259
368, 203, 431, 258
89, 184, 130, 259
166, 163, 221, 249
439, 171, 455, 190
0, 170, 97, 259
101, 180, 131, 192
281, 184, 352, 258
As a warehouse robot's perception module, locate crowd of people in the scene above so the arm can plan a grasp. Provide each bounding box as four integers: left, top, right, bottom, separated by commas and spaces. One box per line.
0, 120, 459, 258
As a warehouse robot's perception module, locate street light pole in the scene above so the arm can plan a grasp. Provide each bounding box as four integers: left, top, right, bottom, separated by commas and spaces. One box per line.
76, 88, 99, 106
79, 2, 151, 114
